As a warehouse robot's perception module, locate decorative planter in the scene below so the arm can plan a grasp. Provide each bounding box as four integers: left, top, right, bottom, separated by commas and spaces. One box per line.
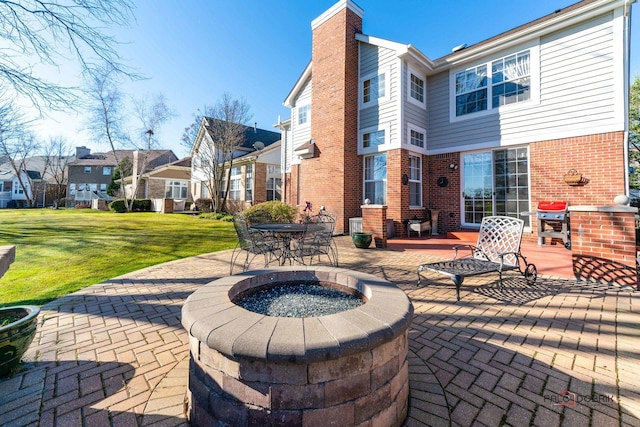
0, 306, 40, 377
351, 231, 372, 248
563, 169, 588, 186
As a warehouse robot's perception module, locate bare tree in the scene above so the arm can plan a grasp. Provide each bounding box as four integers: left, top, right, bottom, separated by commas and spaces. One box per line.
43, 137, 74, 208
86, 65, 173, 211
85, 64, 130, 203
186, 94, 252, 213
0, 0, 134, 111
125, 93, 174, 210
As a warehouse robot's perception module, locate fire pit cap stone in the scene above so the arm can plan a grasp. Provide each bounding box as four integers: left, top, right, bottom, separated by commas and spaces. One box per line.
182, 266, 413, 364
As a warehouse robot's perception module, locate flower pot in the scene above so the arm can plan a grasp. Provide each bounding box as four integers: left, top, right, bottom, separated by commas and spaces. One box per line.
0, 306, 39, 377
352, 232, 372, 249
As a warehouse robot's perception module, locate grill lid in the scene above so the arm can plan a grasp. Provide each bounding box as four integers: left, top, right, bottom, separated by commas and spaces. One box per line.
537, 201, 568, 211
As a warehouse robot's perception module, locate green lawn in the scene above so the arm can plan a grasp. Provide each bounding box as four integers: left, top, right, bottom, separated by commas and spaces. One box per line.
0, 209, 236, 307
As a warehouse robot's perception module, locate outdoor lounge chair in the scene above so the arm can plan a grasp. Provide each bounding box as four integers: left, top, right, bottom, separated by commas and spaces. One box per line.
417, 216, 537, 300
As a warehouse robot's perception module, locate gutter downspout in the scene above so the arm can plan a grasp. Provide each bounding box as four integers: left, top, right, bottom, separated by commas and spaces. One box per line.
623, 0, 635, 194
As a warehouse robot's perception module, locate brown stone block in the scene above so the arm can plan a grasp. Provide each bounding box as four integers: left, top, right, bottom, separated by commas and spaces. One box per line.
371, 335, 403, 368
371, 355, 400, 390
354, 382, 391, 424
325, 371, 371, 406
371, 400, 398, 427
222, 373, 271, 409
199, 345, 240, 379
309, 351, 373, 383
302, 401, 355, 427
271, 382, 325, 410
239, 359, 308, 385
390, 359, 409, 399
209, 394, 248, 425
249, 408, 302, 426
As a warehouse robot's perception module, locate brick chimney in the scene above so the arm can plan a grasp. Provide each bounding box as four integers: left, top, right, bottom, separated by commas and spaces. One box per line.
302, 0, 363, 234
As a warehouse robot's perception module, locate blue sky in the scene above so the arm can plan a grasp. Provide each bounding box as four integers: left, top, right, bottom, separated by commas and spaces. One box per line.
31, 0, 639, 158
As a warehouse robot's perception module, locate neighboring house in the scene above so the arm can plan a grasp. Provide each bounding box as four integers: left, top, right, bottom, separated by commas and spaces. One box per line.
120, 156, 192, 200
0, 166, 40, 208
190, 118, 281, 212
280, 0, 633, 236
67, 146, 178, 205
0, 155, 71, 208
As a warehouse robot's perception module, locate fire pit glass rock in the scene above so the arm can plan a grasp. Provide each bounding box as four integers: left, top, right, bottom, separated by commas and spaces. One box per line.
182, 266, 413, 427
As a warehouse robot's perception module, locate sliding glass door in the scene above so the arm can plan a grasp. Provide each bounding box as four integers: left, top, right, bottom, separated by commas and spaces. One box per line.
462, 147, 530, 227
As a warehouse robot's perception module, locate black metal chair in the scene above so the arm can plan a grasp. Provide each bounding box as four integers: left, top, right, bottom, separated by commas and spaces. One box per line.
230, 213, 281, 274
294, 212, 338, 267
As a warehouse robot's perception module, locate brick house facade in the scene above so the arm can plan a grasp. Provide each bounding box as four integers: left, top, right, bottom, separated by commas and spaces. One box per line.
282, 0, 633, 241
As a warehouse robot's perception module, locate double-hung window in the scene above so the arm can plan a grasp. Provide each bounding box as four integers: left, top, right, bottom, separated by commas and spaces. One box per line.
266, 177, 281, 201
102, 167, 112, 175
491, 51, 530, 108
410, 129, 424, 148
361, 70, 389, 107
409, 72, 425, 105
364, 154, 386, 205
298, 105, 311, 126
454, 49, 531, 117
408, 155, 422, 207
455, 65, 488, 116
84, 166, 92, 174
229, 166, 241, 200
245, 164, 253, 202
363, 129, 385, 149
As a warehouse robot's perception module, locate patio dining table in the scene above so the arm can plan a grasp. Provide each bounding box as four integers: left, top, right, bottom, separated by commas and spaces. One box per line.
249, 223, 309, 265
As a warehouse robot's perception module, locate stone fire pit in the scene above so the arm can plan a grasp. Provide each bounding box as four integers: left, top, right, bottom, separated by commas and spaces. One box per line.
181, 266, 413, 426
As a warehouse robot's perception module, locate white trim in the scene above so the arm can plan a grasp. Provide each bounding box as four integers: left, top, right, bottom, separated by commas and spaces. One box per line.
296, 104, 311, 127
406, 123, 428, 155
359, 67, 390, 108
449, 43, 539, 123
407, 66, 426, 108
407, 153, 422, 208
433, 0, 631, 71
311, 0, 364, 30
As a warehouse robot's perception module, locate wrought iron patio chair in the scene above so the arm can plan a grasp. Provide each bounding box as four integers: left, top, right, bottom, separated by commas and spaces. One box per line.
245, 211, 273, 226
230, 213, 281, 274
417, 216, 537, 301
294, 212, 338, 267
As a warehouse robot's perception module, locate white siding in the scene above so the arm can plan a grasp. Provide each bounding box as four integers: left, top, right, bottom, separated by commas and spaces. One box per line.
290, 77, 312, 165
427, 11, 622, 154
402, 62, 428, 153
358, 43, 400, 150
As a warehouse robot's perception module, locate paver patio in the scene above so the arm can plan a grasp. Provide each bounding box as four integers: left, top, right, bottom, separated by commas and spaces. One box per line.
0, 235, 638, 426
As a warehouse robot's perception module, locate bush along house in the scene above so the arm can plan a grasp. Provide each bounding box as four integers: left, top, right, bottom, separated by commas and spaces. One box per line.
279, 0, 635, 261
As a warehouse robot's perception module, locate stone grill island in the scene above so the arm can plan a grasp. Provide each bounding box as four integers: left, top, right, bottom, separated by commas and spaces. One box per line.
181, 266, 414, 426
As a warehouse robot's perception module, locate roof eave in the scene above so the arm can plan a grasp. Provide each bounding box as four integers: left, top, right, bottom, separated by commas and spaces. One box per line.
433, 0, 633, 71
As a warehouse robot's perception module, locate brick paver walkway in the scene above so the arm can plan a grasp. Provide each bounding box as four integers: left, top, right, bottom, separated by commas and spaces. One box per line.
0, 236, 638, 426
